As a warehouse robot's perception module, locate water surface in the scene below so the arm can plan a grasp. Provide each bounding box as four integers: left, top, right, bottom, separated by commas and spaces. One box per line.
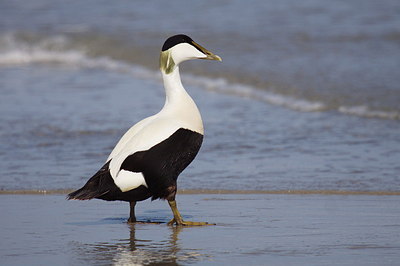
0, 0, 399, 192
1, 194, 399, 265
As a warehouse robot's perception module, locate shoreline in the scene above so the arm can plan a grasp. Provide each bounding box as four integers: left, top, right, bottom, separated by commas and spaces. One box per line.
1, 189, 399, 196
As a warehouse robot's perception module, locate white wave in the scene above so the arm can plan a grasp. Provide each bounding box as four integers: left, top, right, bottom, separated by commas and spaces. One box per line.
0, 45, 159, 82
183, 74, 326, 112
0, 33, 397, 119
339, 106, 400, 120
0, 49, 88, 66
0, 39, 326, 112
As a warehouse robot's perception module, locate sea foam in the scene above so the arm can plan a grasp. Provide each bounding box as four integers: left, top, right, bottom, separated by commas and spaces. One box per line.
338, 106, 399, 120
0, 40, 326, 113
0, 33, 398, 120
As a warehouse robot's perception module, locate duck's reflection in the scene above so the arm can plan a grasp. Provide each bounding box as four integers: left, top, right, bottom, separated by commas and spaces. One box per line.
74, 223, 206, 265
119, 224, 184, 265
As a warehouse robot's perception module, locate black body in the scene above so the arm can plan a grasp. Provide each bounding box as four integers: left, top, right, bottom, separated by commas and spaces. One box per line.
68, 128, 203, 202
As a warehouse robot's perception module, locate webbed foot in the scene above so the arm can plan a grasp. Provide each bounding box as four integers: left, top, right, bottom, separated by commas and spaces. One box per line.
167, 200, 214, 226
167, 218, 212, 226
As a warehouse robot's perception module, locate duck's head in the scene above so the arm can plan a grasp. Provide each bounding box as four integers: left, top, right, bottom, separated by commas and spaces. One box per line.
160, 34, 221, 74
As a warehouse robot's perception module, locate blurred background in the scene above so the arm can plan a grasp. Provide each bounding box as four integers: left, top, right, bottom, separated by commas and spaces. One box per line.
0, 0, 399, 192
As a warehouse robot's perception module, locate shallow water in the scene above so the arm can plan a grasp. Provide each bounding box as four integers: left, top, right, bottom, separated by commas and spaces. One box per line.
1, 65, 400, 192
1, 64, 400, 192
1, 194, 399, 265
0, 1, 399, 192
1, 0, 400, 117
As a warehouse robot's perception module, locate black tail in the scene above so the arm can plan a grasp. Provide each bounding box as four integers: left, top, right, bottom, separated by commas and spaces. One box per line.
67, 161, 112, 200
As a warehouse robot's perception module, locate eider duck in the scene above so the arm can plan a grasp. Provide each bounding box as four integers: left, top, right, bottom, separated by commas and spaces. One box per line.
67, 34, 221, 226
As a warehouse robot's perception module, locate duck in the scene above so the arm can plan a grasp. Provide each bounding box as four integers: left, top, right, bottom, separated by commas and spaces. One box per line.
67, 34, 221, 226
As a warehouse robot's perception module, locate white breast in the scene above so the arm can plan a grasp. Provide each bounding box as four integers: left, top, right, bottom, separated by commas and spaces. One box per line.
108, 91, 203, 180
107, 62, 203, 188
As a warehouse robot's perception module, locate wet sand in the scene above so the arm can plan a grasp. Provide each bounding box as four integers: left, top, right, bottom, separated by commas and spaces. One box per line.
1, 193, 399, 265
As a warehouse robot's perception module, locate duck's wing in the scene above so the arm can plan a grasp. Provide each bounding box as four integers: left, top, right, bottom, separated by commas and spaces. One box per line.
106, 115, 156, 162
108, 118, 183, 179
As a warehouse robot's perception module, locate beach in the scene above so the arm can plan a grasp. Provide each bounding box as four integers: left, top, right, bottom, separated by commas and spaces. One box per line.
1, 192, 399, 265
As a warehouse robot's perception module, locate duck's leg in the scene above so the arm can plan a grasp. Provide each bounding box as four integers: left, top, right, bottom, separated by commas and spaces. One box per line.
128, 201, 136, 223
167, 200, 213, 226
128, 201, 162, 224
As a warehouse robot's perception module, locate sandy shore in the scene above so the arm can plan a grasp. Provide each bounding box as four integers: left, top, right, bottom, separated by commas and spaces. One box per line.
1, 193, 399, 265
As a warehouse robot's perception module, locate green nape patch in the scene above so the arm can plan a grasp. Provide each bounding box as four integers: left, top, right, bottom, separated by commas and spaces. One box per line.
159, 50, 175, 74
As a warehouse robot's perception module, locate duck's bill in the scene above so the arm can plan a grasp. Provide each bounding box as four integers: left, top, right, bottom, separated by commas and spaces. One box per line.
192, 41, 222, 61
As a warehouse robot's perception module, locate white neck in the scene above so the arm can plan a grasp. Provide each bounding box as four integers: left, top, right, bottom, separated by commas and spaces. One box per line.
162, 66, 186, 106
160, 66, 204, 134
